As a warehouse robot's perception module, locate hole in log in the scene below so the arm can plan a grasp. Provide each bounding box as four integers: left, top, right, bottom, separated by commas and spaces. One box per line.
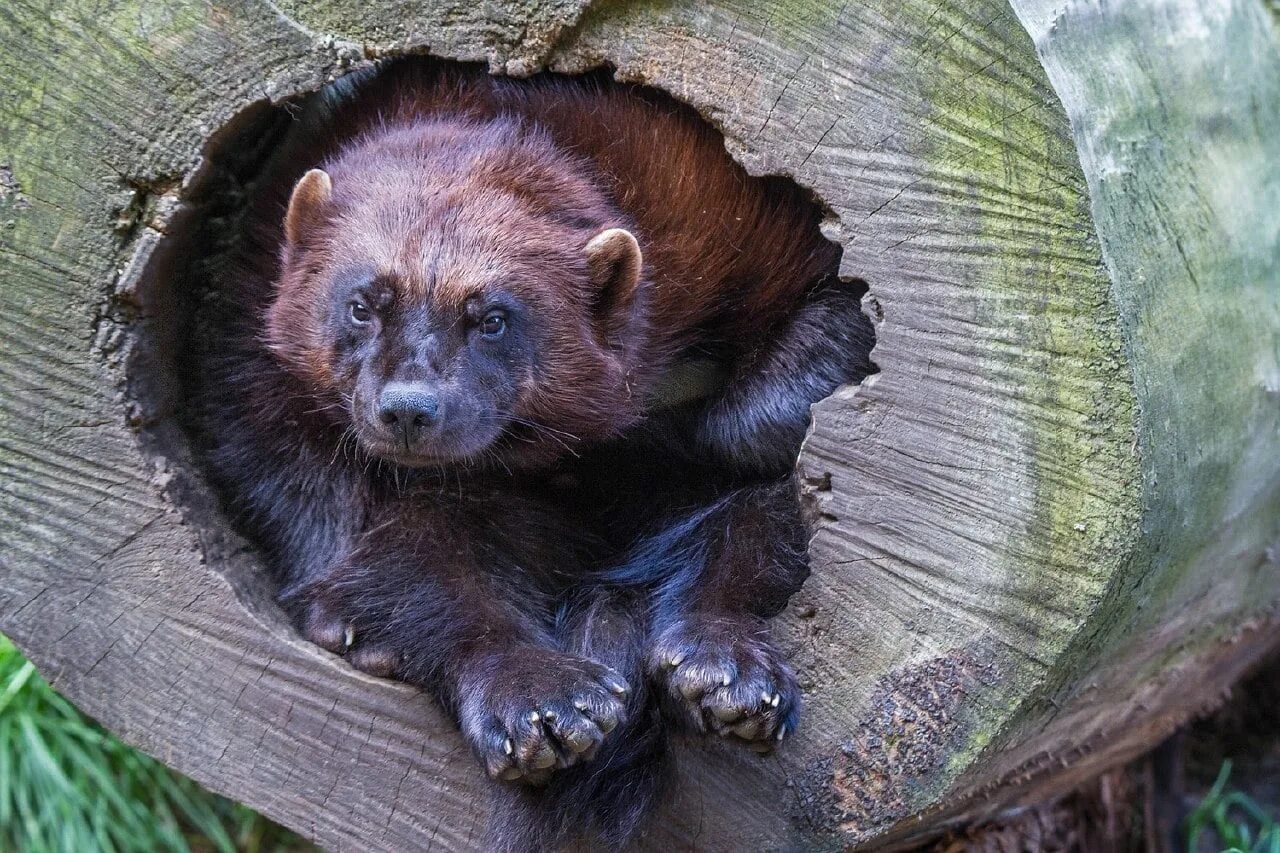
127, 57, 877, 621
118, 58, 878, 824
120, 96, 308, 625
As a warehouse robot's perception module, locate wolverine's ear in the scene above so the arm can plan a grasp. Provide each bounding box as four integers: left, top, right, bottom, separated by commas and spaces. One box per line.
284, 168, 333, 245
584, 227, 643, 341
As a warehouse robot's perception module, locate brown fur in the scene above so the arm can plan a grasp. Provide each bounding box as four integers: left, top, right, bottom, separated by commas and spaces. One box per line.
195, 59, 872, 849
261, 62, 838, 470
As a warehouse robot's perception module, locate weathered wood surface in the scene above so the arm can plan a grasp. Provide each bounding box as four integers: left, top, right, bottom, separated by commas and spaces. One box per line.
0, 0, 1276, 849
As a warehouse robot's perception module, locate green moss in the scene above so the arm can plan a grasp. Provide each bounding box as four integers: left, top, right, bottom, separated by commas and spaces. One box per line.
1013, 0, 1280, 689
897, 0, 1141, 802
721, 0, 848, 45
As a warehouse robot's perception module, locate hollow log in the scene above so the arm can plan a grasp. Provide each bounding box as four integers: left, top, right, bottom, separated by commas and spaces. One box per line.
0, 0, 1277, 849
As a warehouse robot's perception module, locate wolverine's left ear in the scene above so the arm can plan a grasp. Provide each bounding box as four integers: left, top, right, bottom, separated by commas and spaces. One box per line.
284, 168, 333, 246
584, 227, 643, 343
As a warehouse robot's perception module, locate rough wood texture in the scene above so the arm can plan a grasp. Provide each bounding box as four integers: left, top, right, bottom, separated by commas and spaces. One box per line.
0, 0, 1276, 849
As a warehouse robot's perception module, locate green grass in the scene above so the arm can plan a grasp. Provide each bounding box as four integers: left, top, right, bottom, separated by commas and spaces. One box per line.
1186, 760, 1280, 853
0, 634, 308, 853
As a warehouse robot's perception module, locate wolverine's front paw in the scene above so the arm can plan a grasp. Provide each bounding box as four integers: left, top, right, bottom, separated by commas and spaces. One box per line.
649, 615, 799, 752
460, 650, 630, 785
299, 595, 403, 678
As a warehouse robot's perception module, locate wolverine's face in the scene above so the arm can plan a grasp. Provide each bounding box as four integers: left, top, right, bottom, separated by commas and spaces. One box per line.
319, 260, 533, 467
264, 132, 647, 469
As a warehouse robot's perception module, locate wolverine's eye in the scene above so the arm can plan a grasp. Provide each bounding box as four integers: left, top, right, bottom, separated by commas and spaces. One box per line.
349, 301, 372, 324
479, 313, 506, 337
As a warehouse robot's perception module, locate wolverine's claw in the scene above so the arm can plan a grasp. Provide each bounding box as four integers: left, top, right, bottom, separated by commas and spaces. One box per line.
650, 617, 800, 747
529, 744, 558, 770
464, 651, 630, 786
712, 705, 743, 723
593, 709, 619, 734
561, 728, 595, 753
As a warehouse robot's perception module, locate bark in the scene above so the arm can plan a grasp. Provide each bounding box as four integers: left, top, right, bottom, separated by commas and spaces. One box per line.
0, 0, 1276, 849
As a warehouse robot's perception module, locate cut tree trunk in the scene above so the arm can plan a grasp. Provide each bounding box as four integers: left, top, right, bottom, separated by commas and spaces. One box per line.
0, 0, 1277, 849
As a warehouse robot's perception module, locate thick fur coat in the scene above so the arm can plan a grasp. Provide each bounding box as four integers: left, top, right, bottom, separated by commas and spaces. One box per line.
192, 60, 874, 849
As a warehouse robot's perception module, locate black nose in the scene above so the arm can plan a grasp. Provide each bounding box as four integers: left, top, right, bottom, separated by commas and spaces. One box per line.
378, 382, 440, 441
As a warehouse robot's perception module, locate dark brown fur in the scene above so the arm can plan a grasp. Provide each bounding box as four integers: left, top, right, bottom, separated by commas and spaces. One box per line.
193, 60, 873, 849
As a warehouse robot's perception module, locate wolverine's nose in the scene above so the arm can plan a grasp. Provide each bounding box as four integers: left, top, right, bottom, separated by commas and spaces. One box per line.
378, 382, 440, 441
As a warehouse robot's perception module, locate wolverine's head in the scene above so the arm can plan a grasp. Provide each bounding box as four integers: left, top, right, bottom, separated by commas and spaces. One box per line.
265, 119, 648, 469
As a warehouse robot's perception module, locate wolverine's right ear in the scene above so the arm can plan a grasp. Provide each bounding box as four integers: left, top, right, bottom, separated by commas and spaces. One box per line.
284, 168, 333, 245
584, 227, 643, 345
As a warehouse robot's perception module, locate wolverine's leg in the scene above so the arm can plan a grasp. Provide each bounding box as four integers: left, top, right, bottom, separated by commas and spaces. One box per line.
696, 278, 875, 477
286, 487, 631, 785
620, 478, 809, 749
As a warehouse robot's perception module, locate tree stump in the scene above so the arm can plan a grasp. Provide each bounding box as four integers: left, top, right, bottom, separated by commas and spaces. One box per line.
1, 0, 1277, 849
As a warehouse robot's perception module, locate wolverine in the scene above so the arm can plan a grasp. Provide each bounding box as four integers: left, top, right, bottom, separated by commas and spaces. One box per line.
195, 59, 874, 849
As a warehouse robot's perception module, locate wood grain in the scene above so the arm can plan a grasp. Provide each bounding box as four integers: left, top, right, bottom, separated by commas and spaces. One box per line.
0, 0, 1275, 849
